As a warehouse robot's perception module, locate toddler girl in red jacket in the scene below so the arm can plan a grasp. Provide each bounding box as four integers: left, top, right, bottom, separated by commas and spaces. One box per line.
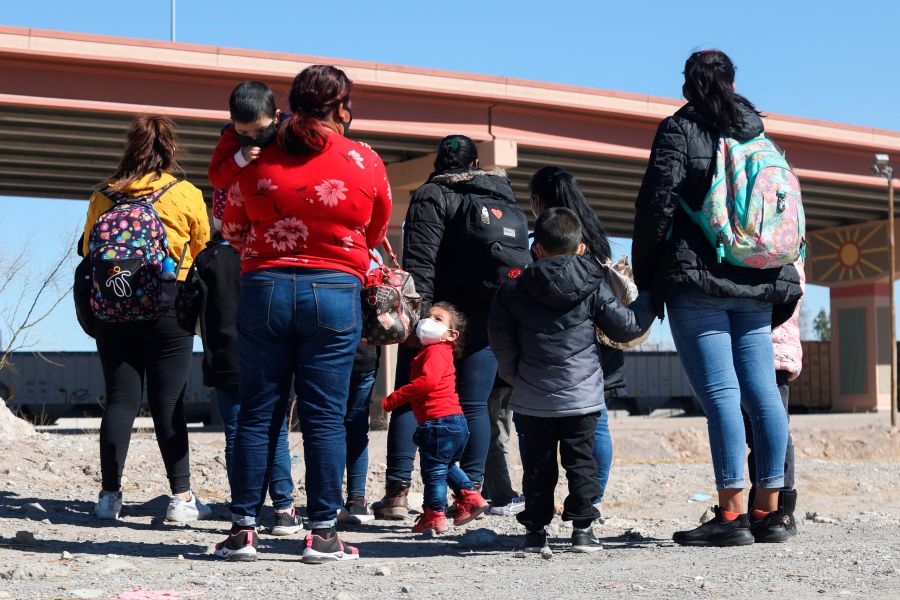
382, 302, 489, 534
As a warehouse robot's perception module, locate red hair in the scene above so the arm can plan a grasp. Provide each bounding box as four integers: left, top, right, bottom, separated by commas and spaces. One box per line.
107, 115, 181, 192
277, 65, 352, 156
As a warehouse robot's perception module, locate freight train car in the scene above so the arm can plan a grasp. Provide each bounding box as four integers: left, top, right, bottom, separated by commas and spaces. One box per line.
0, 352, 214, 424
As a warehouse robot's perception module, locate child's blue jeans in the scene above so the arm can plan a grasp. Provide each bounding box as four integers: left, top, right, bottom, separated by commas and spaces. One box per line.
413, 413, 476, 511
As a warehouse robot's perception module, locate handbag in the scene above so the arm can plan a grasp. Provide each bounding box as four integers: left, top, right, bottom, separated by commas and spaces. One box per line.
595, 255, 652, 350
361, 240, 421, 345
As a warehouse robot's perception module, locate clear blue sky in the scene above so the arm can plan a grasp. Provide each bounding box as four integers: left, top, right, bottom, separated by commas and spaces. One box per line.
2, 0, 897, 351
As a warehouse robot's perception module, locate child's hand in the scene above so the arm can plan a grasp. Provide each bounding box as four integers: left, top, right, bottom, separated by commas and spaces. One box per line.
241, 146, 262, 163
381, 395, 393, 412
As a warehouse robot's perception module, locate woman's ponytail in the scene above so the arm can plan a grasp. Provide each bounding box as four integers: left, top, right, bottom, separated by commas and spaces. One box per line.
277, 65, 352, 156
683, 50, 760, 134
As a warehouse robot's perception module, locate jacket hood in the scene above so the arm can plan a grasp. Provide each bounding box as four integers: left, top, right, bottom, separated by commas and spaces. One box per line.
676, 97, 764, 141
521, 254, 603, 309
106, 172, 177, 197
429, 168, 517, 203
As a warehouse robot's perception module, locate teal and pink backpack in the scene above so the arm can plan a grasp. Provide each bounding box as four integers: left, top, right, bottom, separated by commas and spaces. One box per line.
87, 181, 179, 322
681, 134, 806, 269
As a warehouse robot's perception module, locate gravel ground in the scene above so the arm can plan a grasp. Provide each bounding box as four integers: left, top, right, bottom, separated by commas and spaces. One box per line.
1, 413, 899, 599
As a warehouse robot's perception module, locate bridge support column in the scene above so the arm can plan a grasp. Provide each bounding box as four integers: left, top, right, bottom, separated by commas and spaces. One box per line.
830, 282, 892, 411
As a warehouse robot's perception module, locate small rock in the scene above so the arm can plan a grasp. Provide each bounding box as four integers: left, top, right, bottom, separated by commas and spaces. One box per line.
175, 538, 188, 544
2, 564, 47, 580
177, 554, 185, 561
82, 464, 97, 476
374, 565, 391, 576
540, 546, 553, 560
14, 530, 36, 545
625, 528, 647, 540
43, 461, 58, 474
61, 551, 74, 560
457, 528, 499, 549
40, 518, 51, 525
23, 502, 47, 514
632, 583, 645, 591
513, 551, 527, 558
69, 590, 105, 599
401, 586, 413, 594
813, 515, 837, 524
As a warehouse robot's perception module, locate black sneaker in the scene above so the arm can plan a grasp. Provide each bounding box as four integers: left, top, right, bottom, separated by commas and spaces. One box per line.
338, 497, 375, 525
270, 507, 302, 536
749, 509, 790, 543
673, 506, 755, 547
213, 529, 258, 561
523, 528, 548, 553
301, 528, 359, 564
570, 528, 604, 553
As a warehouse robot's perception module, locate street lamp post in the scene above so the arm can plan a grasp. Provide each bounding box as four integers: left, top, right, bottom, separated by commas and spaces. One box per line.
874, 154, 897, 428
171, 0, 176, 42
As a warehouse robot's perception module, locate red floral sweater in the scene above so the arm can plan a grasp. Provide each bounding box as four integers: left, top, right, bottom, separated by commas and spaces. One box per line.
382, 342, 463, 425
219, 128, 392, 280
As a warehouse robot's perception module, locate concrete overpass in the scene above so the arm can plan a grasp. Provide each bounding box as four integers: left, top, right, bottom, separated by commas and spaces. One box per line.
2, 26, 900, 411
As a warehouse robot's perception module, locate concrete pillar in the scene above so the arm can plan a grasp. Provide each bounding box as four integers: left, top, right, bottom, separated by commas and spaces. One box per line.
829, 282, 891, 411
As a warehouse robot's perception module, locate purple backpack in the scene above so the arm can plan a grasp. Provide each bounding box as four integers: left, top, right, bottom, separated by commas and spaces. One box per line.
87, 181, 178, 322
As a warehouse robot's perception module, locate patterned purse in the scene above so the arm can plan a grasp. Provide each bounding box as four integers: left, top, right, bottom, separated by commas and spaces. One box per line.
361, 240, 421, 345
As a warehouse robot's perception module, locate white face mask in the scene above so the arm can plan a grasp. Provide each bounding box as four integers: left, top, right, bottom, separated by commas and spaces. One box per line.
416, 317, 449, 346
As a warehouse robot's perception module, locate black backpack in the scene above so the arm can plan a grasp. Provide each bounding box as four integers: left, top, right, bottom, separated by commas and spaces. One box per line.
442, 183, 532, 302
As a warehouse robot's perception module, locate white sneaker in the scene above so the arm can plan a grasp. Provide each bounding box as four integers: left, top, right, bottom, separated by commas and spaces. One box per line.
166, 492, 213, 523
95, 490, 123, 520
488, 495, 526, 516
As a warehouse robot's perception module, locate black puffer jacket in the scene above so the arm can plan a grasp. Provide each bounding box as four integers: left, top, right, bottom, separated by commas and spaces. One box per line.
632, 100, 802, 325
488, 254, 654, 418
193, 236, 241, 390
402, 168, 520, 354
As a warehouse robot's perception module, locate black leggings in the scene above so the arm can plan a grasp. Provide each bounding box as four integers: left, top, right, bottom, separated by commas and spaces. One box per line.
95, 312, 194, 494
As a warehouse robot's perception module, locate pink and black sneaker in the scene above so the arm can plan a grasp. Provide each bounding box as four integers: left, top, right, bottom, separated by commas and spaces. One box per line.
301, 528, 360, 564
214, 528, 258, 561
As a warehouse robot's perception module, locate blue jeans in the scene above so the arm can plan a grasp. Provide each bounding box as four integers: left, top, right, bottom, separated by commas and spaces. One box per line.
668, 289, 788, 490
593, 408, 612, 505
386, 345, 497, 485
345, 369, 377, 499
216, 387, 294, 511
230, 268, 361, 529
414, 414, 475, 511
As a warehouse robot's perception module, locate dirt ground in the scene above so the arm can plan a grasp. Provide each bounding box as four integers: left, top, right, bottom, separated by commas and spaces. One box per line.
1, 411, 899, 600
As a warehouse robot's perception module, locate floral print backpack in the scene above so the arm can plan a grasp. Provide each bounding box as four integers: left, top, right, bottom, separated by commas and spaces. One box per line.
361, 240, 421, 345
680, 134, 806, 269
87, 181, 179, 322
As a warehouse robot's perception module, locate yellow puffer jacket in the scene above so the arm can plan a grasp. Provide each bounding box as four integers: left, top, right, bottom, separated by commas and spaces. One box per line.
82, 172, 210, 281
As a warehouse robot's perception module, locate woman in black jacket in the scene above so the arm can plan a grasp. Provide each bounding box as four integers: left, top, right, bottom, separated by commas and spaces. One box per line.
374, 135, 529, 518
632, 50, 802, 546
529, 166, 618, 516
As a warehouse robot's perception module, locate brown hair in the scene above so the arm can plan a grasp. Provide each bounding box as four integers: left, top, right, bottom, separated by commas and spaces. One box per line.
277, 65, 352, 156
432, 301, 467, 358
106, 115, 182, 192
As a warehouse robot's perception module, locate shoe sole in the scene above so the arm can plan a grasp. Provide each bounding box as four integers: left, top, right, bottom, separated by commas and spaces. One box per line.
270, 525, 302, 536
523, 546, 547, 553
374, 508, 408, 520
301, 550, 359, 564
215, 549, 258, 562
673, 536, 755, 547
752, 532, 790, 543
570, 545, 604, 553
453, 504, 489, 527
166, 511, 212, 524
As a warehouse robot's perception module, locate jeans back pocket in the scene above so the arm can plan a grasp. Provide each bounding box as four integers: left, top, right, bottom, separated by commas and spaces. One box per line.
312, 282, 358, 332
238, 280, 275, 333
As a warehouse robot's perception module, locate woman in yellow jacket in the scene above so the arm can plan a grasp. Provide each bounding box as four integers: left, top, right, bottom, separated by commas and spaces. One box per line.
82, 115, 211, 523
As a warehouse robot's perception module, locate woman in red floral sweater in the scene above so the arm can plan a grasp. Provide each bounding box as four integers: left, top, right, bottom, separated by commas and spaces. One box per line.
213, 65, 391, 564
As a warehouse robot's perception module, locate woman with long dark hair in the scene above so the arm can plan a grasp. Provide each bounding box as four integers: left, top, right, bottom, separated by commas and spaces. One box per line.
82, 115, 211, 523
215, 65, 392, 563
373, 135, 529, 519
632, 50, 802, 546
529, 166, 617, 516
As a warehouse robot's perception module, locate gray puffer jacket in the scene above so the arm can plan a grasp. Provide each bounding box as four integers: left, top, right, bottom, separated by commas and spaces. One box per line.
488, 254, 654, 418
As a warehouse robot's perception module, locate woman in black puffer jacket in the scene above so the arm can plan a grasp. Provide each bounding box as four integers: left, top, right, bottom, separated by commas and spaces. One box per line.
632, 50, 802, 547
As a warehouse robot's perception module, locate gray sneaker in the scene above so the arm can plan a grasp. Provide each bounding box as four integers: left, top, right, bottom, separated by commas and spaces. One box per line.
165, 493, 213, 523
488, 495, 526, 517
95, 490, 123, 520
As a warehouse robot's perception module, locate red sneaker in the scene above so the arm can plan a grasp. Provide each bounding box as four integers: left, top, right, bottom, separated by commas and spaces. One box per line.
413, 508, 448, 534
452, 489, 489, 526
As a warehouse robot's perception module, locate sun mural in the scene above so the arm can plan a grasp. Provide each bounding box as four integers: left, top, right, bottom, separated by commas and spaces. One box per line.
808, 221, 891, 285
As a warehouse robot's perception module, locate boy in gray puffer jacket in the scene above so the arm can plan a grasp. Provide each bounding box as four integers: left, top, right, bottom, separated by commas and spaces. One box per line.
488, 207, 654, 553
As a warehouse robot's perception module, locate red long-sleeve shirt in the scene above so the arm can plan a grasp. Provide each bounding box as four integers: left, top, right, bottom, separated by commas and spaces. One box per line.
220, 128, 392, 281
382, 343, 463, 425
208, 125, 245, 191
